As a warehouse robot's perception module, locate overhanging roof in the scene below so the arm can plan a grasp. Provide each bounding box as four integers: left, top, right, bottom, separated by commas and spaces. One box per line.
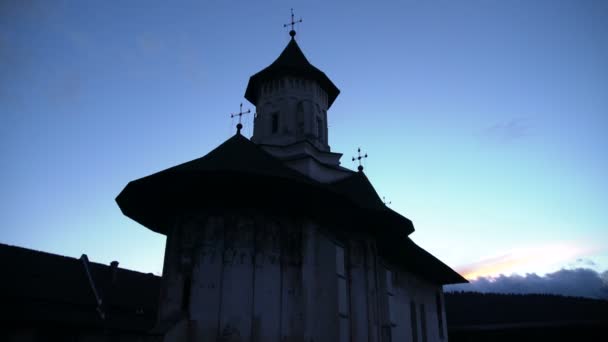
116, 132, 466, 285
244, 38, 340, 108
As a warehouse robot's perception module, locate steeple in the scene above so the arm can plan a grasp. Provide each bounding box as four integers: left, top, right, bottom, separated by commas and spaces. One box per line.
245, 31, 340, 152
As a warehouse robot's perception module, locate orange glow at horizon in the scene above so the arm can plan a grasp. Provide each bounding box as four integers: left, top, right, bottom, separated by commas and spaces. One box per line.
457, 243, 594, 280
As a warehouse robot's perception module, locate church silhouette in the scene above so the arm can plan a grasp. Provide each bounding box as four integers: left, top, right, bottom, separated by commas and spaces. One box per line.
2, 14, 466, 342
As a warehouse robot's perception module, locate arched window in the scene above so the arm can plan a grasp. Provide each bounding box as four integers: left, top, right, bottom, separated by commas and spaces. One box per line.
296, 102, 304, 136
316, 117, 323, 140
271, 112, 279, 134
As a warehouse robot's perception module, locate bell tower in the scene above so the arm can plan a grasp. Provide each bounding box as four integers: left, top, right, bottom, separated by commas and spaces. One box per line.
245, 25, 340, 153
244, 18, 347, 182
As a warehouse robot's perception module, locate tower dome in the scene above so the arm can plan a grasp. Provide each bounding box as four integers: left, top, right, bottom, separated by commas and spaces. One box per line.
245, 37, 340, 152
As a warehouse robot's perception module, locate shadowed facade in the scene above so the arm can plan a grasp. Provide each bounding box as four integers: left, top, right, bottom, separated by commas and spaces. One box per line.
117, 27, 466, 342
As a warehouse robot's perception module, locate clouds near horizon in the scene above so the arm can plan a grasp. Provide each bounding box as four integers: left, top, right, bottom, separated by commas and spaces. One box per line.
446, 268, 608, 300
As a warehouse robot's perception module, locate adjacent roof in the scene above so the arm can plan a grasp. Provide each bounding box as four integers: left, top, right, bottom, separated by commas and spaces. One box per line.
244, 38, 340, 108
386, 238, 468, 285
0, 243, 160, 333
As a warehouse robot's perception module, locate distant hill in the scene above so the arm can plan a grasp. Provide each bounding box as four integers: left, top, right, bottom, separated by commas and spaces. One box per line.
445, 291, 608, 326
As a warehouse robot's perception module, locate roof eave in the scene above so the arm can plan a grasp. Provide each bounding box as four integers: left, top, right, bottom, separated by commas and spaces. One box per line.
244, 69, 340, 108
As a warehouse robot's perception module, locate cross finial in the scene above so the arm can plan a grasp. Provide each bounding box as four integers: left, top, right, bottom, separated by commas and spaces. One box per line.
383, 196, 392, 206
352, 147, 368, 172
283, 8, 302, 39
231, 103, 251, 135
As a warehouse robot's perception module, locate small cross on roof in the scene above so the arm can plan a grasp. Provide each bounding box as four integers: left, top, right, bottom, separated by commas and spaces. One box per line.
230, 103, 251, 135
352, 147, 368, 172
283, 8, 302, 39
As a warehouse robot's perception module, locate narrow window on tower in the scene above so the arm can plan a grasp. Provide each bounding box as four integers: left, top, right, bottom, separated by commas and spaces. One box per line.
436, 292, 445, 339
271, 112, 279, 134
296, 102, 304, 136
336, 244, 350, 342
410, 301, 418, 342
316, 117, 323, 140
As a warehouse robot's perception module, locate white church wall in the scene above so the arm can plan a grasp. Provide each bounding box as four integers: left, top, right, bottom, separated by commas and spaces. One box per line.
279, 221, 305, 341
252, 219, 281, 342
158, 222, 186, 321
159, 213, 449, 342
391, 269, 447, 342
161, 315, 189, 342
301, 223, 340, 342
348, 239, 370, 342
190, 216, 224, 340
365, 241, 382, 342
391, 271, 411, 342
218, 216, 255, 341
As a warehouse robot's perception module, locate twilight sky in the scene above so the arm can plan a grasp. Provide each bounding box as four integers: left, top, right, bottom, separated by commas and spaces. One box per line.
2, 1, 607, 282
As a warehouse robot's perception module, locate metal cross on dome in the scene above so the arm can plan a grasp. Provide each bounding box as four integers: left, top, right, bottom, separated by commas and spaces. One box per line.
352, 147, 368, 172
231, 103, 251, 135
283, 8, 302, 39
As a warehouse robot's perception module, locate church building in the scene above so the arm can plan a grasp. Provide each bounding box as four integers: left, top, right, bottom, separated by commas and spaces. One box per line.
116, 19, 466, 342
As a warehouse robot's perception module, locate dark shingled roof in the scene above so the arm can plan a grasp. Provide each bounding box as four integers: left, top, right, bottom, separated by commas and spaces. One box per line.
329, 171, 415, 235
116, 133, 323, 233
330, 171, 385, 210
117, 132, 465, 285
0, 243, 160, 333
116, 132, 415, 237
158, 133, 313, 182
244, 38, 340, 108
329, 173, 465, 284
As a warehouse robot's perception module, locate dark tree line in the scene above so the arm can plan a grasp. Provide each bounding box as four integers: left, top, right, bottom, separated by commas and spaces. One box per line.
445, 291, 608, 326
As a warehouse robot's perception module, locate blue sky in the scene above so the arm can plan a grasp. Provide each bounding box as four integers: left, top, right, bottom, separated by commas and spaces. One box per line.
1, 0, 607, 279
